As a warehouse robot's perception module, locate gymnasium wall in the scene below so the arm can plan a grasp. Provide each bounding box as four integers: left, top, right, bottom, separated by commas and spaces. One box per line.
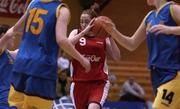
101, 0, 180, 62
0, 0, 179, 62
101, 0, 150, 62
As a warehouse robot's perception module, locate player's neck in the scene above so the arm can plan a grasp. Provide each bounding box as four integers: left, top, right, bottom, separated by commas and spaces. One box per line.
155, 0, 167, 10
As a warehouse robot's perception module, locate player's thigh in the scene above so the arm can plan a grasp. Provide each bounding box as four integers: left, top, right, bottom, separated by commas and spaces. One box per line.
89, 81, 110, 107
153, 73, 180, 109
23, 95, 53, 109
70, 82, 89, 109
8, 86, 24, 109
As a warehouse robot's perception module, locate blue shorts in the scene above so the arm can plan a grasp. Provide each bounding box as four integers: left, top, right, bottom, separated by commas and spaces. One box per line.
150, 67, 177, 95
0, 79, 10, 109
11, 72, 57, 99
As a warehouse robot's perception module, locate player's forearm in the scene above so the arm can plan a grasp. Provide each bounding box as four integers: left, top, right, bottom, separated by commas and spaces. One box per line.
109, 37, 121, 60
110, 28, 137, 51
124, 84, 139, 97
13, 13, 26, 32
169, 26, 180, 35
127, 90, 140, 97
0, 39, 4, 48
0, 35, 10, 49
137, 85, 145, 96
58, 38, 84, 62
70, 31, 86, 45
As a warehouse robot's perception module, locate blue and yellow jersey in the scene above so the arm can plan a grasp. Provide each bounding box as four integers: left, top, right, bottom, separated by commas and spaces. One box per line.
0, 49, 14, 81
145, 2, 180, 70
13, 0, 65, 80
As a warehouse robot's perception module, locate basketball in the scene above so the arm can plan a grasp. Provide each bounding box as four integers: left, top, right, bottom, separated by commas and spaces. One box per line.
91, 16, 112, 37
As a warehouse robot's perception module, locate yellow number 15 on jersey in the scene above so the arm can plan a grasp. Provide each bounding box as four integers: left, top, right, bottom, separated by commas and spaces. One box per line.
26, 8, 48, 35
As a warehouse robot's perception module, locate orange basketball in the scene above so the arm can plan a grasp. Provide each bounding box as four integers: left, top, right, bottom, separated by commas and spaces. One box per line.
91, 16, 112, 38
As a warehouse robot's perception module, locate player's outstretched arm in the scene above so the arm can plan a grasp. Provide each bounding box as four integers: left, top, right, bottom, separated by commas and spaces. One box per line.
0, 13, 27, 49
150, 4, 180, 35
56, 6, 91, 72
101, 18, 147, 51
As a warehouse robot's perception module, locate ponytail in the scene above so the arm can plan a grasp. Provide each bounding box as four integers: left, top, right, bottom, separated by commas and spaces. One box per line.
82, 5, 99, 19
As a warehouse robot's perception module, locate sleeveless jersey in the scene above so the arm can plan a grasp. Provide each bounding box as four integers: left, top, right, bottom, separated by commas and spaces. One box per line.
71, 36, 108, 82
13, 0, 63, 80
145, 2, 180, 70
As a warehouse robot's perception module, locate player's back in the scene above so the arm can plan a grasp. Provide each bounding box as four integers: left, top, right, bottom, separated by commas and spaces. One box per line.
71, 36, 108, 82
13, 0, 63, 80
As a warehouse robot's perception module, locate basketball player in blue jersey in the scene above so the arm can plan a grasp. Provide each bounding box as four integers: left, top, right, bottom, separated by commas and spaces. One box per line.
0, 25, 18, 109
0, 49, 18, 109
0, 0, 91, 109
101, 0, 180, 109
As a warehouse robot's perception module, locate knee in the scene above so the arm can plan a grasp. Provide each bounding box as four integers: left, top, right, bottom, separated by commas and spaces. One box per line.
88, 103, 101, 109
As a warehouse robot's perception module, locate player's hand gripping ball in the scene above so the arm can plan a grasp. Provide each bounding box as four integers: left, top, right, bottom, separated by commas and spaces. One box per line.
91, 16, 112, 37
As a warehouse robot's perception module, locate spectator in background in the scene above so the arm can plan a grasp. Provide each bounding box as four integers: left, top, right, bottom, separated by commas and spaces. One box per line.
56, 69, 71, 98
119, 77, 145, 102
53, 69, 75, 109
58, 50, 70, 70
107, 72, 120, 101
108, 72, 118, 86
57, 50, 70, 76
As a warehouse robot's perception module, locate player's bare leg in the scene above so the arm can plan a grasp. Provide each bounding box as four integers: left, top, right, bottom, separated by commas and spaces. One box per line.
88, 103, 100, 109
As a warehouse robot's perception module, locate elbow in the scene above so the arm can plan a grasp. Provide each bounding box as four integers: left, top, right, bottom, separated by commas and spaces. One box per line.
56, 39, 63, 45
56, 37, 68, 46
112, 54, 121, 62
113, 57, 121, 62
117, 55, 121, 60
128, 46, 136, 51
125, 38, 138, 51
127, 42, 138, 51
117, 39, 138, 52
